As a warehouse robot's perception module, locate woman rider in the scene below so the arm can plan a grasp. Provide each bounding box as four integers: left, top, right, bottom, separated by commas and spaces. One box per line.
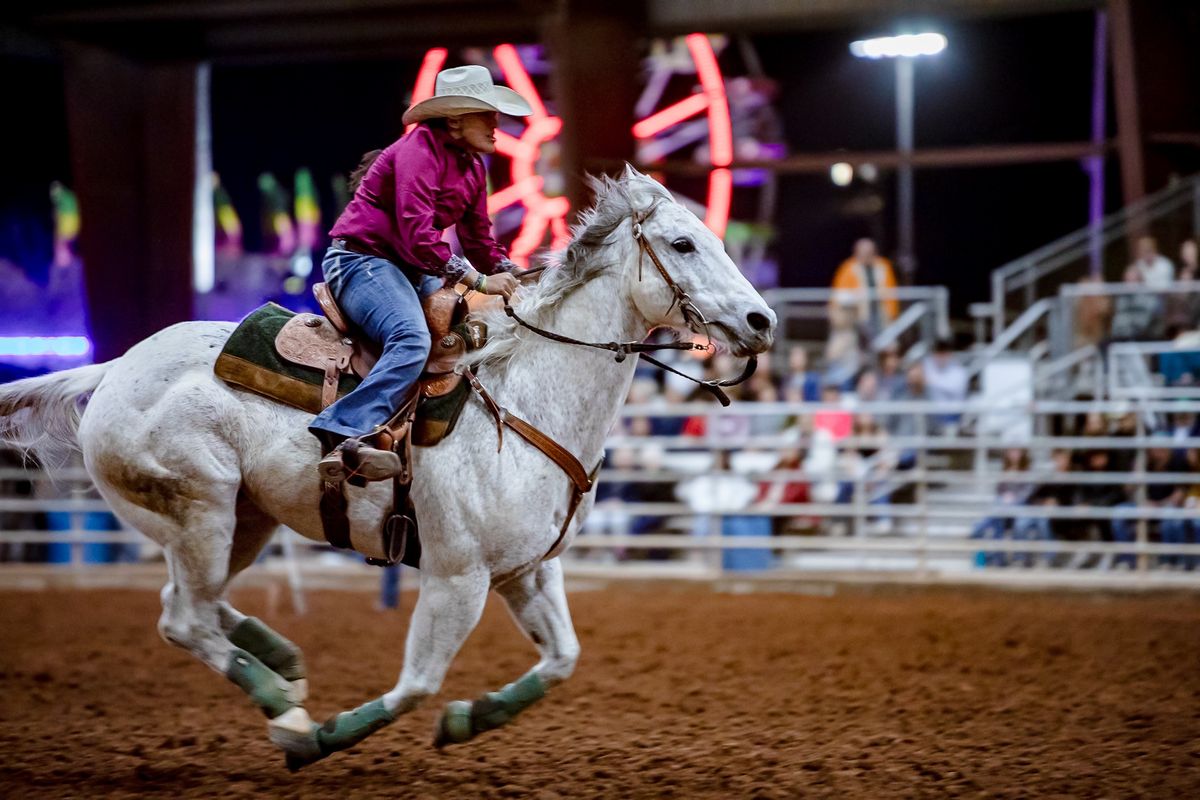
311, 65, 531, 482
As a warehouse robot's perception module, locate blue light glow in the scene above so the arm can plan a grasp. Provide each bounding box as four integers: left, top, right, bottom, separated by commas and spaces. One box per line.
0, 336, 93, 357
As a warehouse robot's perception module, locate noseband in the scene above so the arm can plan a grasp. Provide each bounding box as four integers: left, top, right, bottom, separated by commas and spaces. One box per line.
499, 211, 757, 406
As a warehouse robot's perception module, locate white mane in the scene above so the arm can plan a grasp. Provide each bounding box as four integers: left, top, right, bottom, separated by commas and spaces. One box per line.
466, 170, 674, 371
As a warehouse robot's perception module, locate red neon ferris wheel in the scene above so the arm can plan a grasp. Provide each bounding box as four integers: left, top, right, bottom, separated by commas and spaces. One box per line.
410, 35, 734, 268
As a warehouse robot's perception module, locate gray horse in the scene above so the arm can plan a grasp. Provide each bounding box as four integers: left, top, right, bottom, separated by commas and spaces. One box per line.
0, 168, 776, 768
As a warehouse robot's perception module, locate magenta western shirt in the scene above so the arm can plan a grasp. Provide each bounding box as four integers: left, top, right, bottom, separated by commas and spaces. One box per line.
329, 123, 508, 280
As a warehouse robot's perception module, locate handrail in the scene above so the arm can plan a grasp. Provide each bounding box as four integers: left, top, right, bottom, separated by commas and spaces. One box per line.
618, 398, 1200, 415
594, 468, 1200, 486
762, 285, 950, 358
993, 173, 1200, 282
1059, 279, 1200, 298
761, 286, 947, 303
990, 172, 1200, 337
967, 297, 1054, 379
1035, 343, 1102, 399
870, 300, 926, 351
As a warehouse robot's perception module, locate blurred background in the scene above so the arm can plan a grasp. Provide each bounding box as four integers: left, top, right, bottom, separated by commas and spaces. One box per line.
2, 0, 1199, 587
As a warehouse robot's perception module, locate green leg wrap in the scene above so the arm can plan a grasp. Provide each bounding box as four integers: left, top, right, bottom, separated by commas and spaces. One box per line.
435, 672, 546, 747
226, 648, 300, 719
314, 698, 394, 755
229, 617, 306, 682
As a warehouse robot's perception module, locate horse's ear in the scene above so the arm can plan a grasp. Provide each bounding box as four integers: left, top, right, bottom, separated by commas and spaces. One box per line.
622, 163, 642, 182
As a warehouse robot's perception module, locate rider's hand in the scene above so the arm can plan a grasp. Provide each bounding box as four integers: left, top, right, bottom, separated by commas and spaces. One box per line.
480, 271, 518, 302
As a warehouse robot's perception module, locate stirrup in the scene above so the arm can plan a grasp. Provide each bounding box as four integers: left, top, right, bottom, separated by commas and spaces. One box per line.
317, 439, 401, 483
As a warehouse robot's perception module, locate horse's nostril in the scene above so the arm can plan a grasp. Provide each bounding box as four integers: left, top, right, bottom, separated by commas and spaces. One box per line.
746, 312, 771, 332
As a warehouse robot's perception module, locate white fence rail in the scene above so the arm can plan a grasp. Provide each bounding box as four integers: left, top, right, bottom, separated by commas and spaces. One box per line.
3, 398, 1199, 588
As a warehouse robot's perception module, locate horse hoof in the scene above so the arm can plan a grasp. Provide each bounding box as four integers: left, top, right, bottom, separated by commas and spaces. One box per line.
269, 706, 322, 769
433, 700, 473, 749
286, 751, 322, 773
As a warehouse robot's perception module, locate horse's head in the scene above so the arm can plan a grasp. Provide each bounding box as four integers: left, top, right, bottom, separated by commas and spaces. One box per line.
613, 167, 776, 357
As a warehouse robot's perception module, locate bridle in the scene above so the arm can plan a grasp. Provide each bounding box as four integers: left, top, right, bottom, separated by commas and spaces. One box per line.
500, 209, 757, 406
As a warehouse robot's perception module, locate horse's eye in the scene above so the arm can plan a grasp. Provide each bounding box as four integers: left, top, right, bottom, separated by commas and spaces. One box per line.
671, 238, 694, 254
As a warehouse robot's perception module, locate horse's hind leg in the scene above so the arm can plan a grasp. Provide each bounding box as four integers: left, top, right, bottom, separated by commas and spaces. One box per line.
434, 558, 578, 747
217, 495, 309, 701
280, 568, 491, 770
211, 494, 317, 755
135, 489, 310, 753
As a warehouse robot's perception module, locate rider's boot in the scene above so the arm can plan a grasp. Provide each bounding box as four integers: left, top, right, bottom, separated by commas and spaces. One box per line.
316, 434, 402, 483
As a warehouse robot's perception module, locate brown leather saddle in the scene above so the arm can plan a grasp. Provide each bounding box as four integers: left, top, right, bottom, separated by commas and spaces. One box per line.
275, 282, 476, 419
273, 281, 479, 566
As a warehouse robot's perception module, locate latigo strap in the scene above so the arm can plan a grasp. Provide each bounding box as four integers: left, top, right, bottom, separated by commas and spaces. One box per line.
461, 367, 598, 558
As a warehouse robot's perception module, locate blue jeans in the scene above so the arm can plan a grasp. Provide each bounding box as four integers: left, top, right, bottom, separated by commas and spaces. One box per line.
309, 246, 440, 439
1156, 517, 1194, 569
1012, 516, 1052, 567
1108, 503, 1191, 569
970, 516, 1008, 567
1108, 503, 1138, 569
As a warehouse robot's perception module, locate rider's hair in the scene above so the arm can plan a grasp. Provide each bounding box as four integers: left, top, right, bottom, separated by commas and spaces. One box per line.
348, 149, 383, 195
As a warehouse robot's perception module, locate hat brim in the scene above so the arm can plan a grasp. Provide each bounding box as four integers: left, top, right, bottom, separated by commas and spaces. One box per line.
403, 86, 533, 125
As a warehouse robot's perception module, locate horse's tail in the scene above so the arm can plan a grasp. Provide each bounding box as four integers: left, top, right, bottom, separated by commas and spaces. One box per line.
0, 362, 112, 462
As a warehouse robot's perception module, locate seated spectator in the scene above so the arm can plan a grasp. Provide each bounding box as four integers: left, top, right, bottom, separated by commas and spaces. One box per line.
1164, 238, 1200, 337
1110, 411, 1139, 473
922, 338, 968, 432
1129, 235, 1174, 289
1026, 448, 1076, 566
1073, 274, 1114, 349
756, 446, 811, 535
1070, 447, 1128, 569
887, 362, 933, 466
1169, 410, 1199, 456
875, 346, 906, 400
1109, 266, 1161, 341
813, 382, 853, 441
850, 369, 880, 404
785, 345, 821, 402
970, 449, 1036, 567
833, 413, 897, 534
824, 300, 864, 391
748, 381, 788, 435
1110, 436, 1192, 569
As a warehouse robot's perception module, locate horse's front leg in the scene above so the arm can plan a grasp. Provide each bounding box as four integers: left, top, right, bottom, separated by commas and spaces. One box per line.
434, 557, 578, 747
280, 567, 490, 770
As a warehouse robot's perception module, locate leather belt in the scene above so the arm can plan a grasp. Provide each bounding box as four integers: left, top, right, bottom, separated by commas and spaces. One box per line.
331, 236, 383, 258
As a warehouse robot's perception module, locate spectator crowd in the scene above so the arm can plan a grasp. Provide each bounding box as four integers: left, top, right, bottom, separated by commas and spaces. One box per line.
589, 236, 1200, 572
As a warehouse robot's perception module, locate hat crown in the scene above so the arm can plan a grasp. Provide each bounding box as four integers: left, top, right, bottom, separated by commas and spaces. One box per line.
434, 65, 497, 100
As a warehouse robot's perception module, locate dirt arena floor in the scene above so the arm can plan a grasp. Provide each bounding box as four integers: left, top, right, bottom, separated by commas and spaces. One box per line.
2, 585, 1199, 799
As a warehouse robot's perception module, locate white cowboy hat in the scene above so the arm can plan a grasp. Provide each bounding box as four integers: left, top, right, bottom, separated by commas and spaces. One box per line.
402, 65, 533, 126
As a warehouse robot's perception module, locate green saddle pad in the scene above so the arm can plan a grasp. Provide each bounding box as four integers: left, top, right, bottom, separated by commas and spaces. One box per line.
214, 302, 476, 447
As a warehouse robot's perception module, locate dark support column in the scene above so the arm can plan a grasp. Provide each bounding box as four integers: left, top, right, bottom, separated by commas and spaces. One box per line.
1108, 0, 1145, 208
63, 45, 197, 362
545, 1, 643, 222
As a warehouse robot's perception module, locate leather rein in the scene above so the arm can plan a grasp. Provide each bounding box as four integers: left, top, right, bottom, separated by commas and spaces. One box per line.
501, 211, 757, 407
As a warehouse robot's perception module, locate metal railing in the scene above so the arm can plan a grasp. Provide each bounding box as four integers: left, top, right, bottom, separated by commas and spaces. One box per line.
3, 399, 1198, 588
989, 172, 1200, 339
1108, 341, 1200, 399
969, 280, 1200, 397
761, 286, 950, 362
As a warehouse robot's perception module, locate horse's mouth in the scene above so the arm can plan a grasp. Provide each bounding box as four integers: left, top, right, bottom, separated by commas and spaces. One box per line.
704, 320, 773, 358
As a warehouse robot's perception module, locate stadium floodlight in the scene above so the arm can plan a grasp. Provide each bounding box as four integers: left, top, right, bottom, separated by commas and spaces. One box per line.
849, 33, 947, 60
847, 32, 947, 282
830, 162, 854, 187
